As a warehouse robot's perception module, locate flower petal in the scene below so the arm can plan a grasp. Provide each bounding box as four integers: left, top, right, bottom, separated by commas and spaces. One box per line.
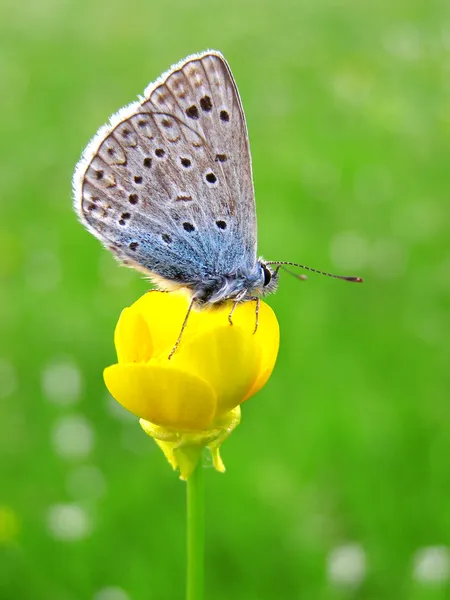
104, 364, 217, 431
242, 301, 280, 400
140, 412, 241, 479
172, 325, 261, 416
114, 307, 153, 363
132, 291, 201, 358
173, 445, 204, 480
151, 438, 178, 471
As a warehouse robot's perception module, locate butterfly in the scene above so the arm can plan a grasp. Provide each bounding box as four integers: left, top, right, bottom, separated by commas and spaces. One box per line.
73, 51, 361, 354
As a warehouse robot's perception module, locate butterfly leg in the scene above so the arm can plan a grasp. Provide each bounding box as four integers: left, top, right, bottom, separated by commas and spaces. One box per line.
228, 289, 248, 326
253, 297, 260, 335
241, 295, 260, 334
168, 296, 196, 360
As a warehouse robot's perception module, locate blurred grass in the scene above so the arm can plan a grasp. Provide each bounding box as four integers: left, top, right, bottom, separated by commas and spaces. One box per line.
1, 0, 450, 598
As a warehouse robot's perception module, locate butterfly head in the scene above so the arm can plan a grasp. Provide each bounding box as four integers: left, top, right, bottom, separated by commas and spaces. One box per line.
258, 261, 279, 296
188, 260, 278, 306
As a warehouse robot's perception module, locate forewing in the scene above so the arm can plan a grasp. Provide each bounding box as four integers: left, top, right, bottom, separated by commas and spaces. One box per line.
73, 51, 257, 283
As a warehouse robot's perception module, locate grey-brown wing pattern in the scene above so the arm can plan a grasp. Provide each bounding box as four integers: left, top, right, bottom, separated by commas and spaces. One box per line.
73, 51, 257, 282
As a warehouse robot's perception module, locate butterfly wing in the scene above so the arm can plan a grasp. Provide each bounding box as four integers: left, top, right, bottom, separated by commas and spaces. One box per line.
73, 51, 257, 286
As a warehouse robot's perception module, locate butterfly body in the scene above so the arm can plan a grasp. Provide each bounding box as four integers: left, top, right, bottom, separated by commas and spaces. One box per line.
73, 50, 279, 306
123, 256, 276, 306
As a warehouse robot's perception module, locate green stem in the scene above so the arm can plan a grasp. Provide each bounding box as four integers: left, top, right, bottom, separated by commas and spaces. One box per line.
186, 458, 204, 600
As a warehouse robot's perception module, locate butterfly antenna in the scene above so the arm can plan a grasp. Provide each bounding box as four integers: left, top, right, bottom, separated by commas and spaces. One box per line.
280, 265, 308, 281
266, 261, 363, 283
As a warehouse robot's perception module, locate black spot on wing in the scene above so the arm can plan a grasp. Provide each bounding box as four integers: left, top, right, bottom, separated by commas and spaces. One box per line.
200, 96, 212, 112
186, 105, 199, 119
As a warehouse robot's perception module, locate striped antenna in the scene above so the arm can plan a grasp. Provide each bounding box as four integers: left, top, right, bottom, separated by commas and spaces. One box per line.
266, 261, 363, 283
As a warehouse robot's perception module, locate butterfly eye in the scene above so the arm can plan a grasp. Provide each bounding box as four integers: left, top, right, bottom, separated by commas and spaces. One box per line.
262, 264, 272, 287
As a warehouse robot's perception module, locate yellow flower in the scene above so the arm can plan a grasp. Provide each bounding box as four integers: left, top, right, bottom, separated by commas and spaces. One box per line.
104, 291, 279, 478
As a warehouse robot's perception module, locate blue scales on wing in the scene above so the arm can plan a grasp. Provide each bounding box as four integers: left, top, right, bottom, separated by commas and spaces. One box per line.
74, 51, 258, 290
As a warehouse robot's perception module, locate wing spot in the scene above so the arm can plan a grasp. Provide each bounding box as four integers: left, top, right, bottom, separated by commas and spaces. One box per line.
121, 212, 131, 220
161, 118, 173, 128
134, 175, 143, 184
155, 148, 165, 158
216, 220, 227, 230
176, 195, 193, 202
162, 233, 172, 244
143, 157, 152, 168
95, 170, 104, 179
180, 157, 191, 168
220, 110, 230, 122
205, 172, 217, 184
107, 147, 116, 155
215, 154, 227, 162
138, 120, 148, 127
87, 203, 97, 212
129, 242, 139, 251
186, 105, 199, 119
121, 128, 131, 138
183, 222, 195, 232
200, 96, 213, 112
119, 219, 126, 226
128, 194, 138, 205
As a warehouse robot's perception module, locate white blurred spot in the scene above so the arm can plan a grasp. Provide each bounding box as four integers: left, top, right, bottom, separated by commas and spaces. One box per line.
52, 415, 94, 460
47, 503, 92, 541
413, 546, 450, 584
383, 24, 424, 61
105, 393, 136, 422
330, 231, 368, 271
0, 358, 18, 399
327, 543, 367, 587
25, 249, 61, 293
66, 465, 106, 502
353, 164, 393, 204
370, 239, 408, 280
93, 587, 130, 600
42, 359, 82, 405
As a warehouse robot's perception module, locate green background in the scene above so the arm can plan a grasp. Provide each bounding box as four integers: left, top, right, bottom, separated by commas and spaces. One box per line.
1, 0, 450, 598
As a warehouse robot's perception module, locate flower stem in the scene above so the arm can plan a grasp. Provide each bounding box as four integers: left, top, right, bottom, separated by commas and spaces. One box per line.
186, 458, 204, 600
